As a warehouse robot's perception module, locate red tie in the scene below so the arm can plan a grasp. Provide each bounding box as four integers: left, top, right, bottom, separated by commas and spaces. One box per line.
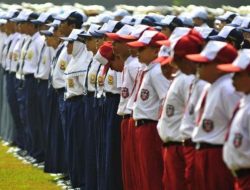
196, 89, 208, 125
225, 101, 241, 141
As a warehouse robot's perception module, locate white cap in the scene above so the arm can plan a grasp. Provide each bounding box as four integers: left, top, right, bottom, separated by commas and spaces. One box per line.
200, 41, 228, 60
79, 23, 100, 37
11, 10, 33, 22
97, 20, 119, 33
231, 49, 250, 70
229, 16, 244, 27
194, 27, 214, 39
217, 25, 235, 38
92, 12, 114, 24
192, 8, 208, 20
169, 27, 191, 48
121, 15, 135, 25
61, 29, 83, 41
160, 15, 176, 25
113, 9, 129, 17
31, 12, 54, 23
138, 30, 159, 44
178, 12, 193, 27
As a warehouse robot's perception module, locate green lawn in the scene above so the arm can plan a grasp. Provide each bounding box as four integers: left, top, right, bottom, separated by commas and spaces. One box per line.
0, 144, 60, 190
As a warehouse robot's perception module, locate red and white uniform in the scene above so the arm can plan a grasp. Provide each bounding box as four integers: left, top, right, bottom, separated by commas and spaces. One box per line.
157, 71, 194, 142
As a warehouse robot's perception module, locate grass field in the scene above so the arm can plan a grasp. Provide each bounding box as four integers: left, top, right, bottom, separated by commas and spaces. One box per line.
0, 143, 60, 190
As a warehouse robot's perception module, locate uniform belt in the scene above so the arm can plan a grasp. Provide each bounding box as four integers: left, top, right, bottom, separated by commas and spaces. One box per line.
135, 119, 157, 127
36, 78, 48, 83
163, 139, 196, 147
163, 141, 182, 147
105, 92, 120, 98
9, 71, 16, 75
55, 88, 65, 94
86, 91, 95, 97
122, 114, 131, 119
24, 74, 34, 79
195, 142, 223, 150
232, 168, 250, 178
66, 95, 84, 102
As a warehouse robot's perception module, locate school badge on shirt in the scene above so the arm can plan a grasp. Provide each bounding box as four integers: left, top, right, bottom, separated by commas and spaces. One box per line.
42, 56, 46, 64
166, 104, 175, 117
13, 52, 18, 61
233, 133, 243, 148
140, 89, 149, 101
27, 50, 34, 60
59, 60, 66, 70
121, 87, 129, 98
98, 75, 104, 86
90, 74, 96, 84
202, 119, 214, 132
108, 75, 113, 85
68, 78, 74, 88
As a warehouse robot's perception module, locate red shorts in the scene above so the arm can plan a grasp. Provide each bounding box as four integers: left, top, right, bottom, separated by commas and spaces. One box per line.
234, 174, 250, 190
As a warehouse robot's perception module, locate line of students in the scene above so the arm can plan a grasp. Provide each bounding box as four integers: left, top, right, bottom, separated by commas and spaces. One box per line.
0, 6, 250, 190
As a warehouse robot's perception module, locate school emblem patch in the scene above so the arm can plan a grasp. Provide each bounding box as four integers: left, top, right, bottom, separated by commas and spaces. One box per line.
98, 75, 104, 86
13, 52, 18, 61
233, 133, 243, 148
42, 56, 46, 64
202, 119, 214, 132
108, 75, 113, 85
166, 104, 175, 117
59, 60, 66, 70
27, 50, 34, 60
121, 87, 129, 98
189, 104, 194, 115
90, 74, 96, 84
140, 89, 149, 101
68, 79, 74, 88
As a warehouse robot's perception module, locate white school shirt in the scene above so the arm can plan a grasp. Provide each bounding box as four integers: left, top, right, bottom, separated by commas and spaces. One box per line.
192, 74, 241, 145
22, 32, 45, 75
1, 33, 14, 70
117, 56, 141, 115
52, 45, 72, 89
86, 58, 101, 92
64, 42, 92, 99
104, 69, 122, 94
6, 32, 20, 71
34, 45, 54, 80
10, 34, 27, 73
132, 63, 170, 121
180, 79, 209, 139
0, 32, 7, 64
157, 71, 195, 142
223, 94, 250, 171
16, 35, 31, 79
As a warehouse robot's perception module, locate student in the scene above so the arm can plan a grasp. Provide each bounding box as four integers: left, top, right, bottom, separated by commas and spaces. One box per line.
62, 28, 91, 189
127, 30, 170, 190
186, 40, 241, 190
218, 49, 250, 190
157, 28, 204, 190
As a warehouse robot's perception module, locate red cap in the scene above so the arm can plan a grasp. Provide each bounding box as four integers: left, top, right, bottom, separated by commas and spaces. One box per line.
186, 41, 238, 64
127, 30, 168, 48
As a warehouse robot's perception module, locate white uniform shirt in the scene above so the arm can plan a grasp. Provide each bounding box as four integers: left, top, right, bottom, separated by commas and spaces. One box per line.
6, 32, 20, 71
104, 69, 122, 94
0, 32, 7, 65
223, 94, 250, 170
22, 32, 45, 75
34, 45, 54, 80
192, 74, 241, 145
52, 45, 71, 89
157, 71, 195, 142
86, 58, 101, 92
117, 56, 141, 115
133, 63, 170, 121
180, 79, 209, 139
64, 42, 92, 99
16, 35, 31, 79
10, 34, 27, 73
1, 33, 14, 70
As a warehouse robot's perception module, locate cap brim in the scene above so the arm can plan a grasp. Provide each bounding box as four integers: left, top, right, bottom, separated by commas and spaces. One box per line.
40, 30, 53, 36
106, 33, 126, 41
89, 31, 105, 37
161, 56, 173, 65
118, 34, 137, 40
186, 54, 210, 63
10, 18, 25, 22
241, 28, 250, 33
78, 32, 92, 37
156, 40, 170, 46
153, 56, 169, 64
31, 20, 43, 24
60, 37, 75, 42
217, 64, 242, 72
208, 35, 226, 42
126, 41, 147, 48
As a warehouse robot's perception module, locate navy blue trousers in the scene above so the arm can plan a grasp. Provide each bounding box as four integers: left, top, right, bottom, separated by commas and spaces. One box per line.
65, 96, 86, 188
6, 73, 23, 148
15, 79, 30, 152
84, 94, 98, 190
44, 87, 66, 173
24, 76, 44, 161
